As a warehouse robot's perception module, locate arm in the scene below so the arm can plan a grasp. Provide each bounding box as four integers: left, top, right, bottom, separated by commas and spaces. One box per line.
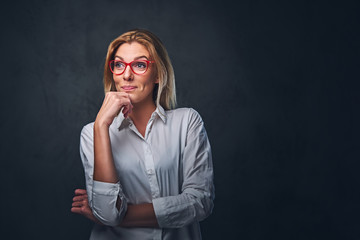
152, 109, 215, 228
93, 92, 132, 183
92, 92, 161, 227
80, 92, 133, 226
76, 119, 158, 227
71, 189, 158, 228
119, 203, 159, 228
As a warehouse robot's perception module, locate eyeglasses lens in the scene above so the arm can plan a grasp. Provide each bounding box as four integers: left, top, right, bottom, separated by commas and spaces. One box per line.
131, 61, 148, 74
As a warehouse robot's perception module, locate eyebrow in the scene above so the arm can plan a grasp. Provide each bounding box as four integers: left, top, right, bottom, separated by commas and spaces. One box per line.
114, 55, 149, 61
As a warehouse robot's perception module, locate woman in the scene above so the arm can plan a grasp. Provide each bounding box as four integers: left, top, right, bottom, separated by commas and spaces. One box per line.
71, 29, 214, 240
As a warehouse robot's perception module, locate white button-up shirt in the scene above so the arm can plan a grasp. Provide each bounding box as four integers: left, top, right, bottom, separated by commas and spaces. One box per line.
80, 106, 214, 240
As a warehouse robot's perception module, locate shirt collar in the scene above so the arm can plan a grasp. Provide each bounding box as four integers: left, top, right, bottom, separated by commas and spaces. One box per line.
154, 104, 167, 123
115, 105, 167, 131
113, 113, 128, 131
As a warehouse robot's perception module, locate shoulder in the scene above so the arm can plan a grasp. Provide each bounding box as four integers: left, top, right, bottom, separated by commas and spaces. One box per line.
165, 107, 203, 129
81, 122, 94, 135
166, 107, 202, 119
80, 122, 94, 142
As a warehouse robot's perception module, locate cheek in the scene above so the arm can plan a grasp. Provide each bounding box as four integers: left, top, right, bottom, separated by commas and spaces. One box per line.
139, 74, 155, 88
113, 75, 120, 83
113, 74, 123, 83
144, 79, 156, 91
112, 76, 122, 91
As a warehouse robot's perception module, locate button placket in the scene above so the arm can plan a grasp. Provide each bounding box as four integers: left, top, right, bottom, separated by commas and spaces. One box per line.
145, 116, 155, 140
142, 141, 160, 199
128, 120, 145, 140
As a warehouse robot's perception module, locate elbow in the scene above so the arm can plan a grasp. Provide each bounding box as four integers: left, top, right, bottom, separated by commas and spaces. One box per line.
176, 191, 214, 227
90, 180, 128, 226
91, 198, 127, 226
153, 189, 214, 228
92, 207, 124, 226
193, 192, 214, 222
91, 190, 128, 226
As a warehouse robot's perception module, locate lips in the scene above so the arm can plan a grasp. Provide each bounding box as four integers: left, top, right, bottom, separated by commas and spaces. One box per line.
121, 86, 137, 91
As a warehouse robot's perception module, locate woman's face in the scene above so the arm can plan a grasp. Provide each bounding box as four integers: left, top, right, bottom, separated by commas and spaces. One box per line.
113, 42, 158, 105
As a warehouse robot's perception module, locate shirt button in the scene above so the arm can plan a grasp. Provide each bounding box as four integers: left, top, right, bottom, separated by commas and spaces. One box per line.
147, 169, 154, 174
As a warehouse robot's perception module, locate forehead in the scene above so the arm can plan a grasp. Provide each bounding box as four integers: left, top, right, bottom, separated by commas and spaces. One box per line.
115, 42, 150, 60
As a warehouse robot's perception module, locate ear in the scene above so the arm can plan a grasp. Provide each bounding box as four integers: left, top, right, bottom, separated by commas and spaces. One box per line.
154, 77, 159, 84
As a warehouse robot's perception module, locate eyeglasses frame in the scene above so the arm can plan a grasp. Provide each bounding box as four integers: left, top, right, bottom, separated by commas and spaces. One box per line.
109, 59, 155, 75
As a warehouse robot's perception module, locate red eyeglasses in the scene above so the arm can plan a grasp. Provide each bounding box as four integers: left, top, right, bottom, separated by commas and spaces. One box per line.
109, 60, 155, 75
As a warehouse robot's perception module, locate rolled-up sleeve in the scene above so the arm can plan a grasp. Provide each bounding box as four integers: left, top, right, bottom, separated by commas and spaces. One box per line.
152, 109, 215, 228
91, 180, 128, 226
80, 125, 128, 226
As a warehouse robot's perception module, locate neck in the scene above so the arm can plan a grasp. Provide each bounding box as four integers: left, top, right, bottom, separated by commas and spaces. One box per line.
129, 99, 156, 127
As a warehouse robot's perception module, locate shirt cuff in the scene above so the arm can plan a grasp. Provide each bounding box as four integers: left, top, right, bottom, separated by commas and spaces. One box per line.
153, 194, 198, 228
92, 180, 120, 194
152, 197, 168, 228
92, 180, 128, 226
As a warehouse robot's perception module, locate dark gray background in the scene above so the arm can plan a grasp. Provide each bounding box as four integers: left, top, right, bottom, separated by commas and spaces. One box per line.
0, 0, 359, 239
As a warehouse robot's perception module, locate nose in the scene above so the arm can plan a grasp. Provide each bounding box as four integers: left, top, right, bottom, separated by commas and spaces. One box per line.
123, 65, 133, 81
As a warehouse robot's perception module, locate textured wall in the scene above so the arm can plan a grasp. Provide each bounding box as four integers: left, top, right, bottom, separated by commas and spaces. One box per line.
0, 0, 359, 239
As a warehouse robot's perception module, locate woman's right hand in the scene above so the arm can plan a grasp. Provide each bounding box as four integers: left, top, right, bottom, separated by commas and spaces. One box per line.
95, 92, 133, 128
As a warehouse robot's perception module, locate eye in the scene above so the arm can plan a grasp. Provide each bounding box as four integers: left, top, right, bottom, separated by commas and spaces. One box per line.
114, 61, 125, 69
132, 61, 147, 69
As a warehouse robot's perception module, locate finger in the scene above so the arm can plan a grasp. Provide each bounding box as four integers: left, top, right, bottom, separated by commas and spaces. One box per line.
126, 101, 133, 114
127, 93, 132, 103
73, 195, 87, 201
73, 197, 89, 205
122, 106, 129, 117
71, 207, 82, 214
73, 198, 89, 207
73, 195, 88, 202
113, 97, 131, 116
71, 206, 91, 215
74, 189, 87, 195
118, 91, 132, 98
71, 203, 91, 212
72, 201, 85, 207
121, 98, 132, 109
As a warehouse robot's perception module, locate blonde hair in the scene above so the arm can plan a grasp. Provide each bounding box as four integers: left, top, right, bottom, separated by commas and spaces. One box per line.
103, 29, 176, 110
